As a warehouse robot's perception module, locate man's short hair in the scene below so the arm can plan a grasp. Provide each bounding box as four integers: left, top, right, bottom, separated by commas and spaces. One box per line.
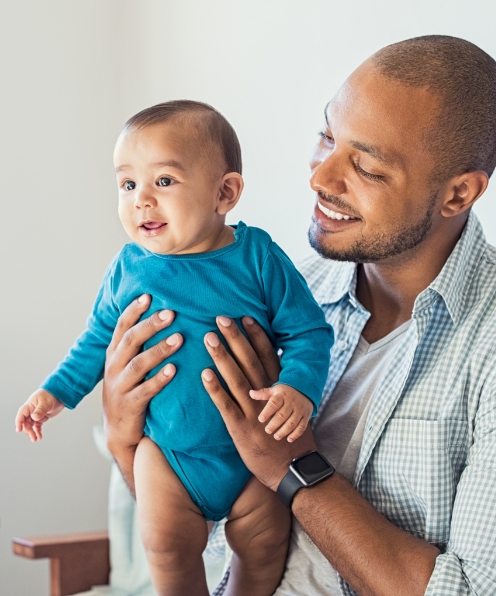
124, 100, 242, 175
373, 35, 496, 180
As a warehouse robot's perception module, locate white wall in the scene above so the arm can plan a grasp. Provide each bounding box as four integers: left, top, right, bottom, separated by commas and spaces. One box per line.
0, 2, 125, 594
2, 1, 496, 594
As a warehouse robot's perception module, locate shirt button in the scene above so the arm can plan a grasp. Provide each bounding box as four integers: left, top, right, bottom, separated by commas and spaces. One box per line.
336, 340, 349, 351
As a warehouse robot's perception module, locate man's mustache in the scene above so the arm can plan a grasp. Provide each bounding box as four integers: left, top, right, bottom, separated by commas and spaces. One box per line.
317, 191, 361, 219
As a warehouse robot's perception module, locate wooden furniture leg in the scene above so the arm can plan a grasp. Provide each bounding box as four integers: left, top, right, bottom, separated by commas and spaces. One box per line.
12, 531, 110, 596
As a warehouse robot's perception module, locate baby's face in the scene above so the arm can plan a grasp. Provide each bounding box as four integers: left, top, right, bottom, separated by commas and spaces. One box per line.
114, 122, 227, 254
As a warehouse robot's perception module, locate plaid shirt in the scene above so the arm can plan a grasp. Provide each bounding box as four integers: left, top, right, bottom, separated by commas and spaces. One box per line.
211, 210, 496, 595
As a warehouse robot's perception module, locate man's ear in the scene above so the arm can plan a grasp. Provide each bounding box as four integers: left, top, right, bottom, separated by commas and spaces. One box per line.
216, 172, 244, 215
441, 170, 488, 218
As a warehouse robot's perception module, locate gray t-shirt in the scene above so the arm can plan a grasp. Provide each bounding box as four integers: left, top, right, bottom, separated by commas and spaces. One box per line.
275, 320, 411, 596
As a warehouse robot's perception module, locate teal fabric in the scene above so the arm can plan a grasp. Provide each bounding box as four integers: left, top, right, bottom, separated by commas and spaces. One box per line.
42, 222, 333, 519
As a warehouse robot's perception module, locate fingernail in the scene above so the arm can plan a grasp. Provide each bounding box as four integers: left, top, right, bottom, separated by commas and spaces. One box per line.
163, 363, 174, 376
158, 309, 171, 321
138, 294, 148, 304
258, 415, 265, 422
202, 369, 214, 381
244, 316, 254, 325
218, 316, 232, 327
166, 333, 178, 346
206, 333, 220, 347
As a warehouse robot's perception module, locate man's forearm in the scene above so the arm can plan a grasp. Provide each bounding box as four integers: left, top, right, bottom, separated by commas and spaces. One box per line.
292, 472, 440, 596
109, 443, 138, 498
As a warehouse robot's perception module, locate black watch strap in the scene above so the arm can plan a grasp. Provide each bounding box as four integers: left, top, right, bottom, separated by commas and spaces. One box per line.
277, 451, 335, 509
277, 467, 306, 509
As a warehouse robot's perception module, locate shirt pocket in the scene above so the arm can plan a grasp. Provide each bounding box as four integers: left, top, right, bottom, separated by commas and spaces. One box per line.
364, 418, 468, 546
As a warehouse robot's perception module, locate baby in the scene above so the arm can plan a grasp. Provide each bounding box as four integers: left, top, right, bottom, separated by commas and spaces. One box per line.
16, 101, 333, 596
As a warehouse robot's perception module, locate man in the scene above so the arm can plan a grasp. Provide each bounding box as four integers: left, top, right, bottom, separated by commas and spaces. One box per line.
102, 35, 496, 595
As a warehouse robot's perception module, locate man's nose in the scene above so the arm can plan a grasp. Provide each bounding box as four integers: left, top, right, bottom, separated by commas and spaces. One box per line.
134, 187, 158, 209
310, 150, 347, 197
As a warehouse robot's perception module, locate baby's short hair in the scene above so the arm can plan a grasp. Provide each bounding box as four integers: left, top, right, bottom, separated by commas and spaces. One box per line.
124, 100, 242, 175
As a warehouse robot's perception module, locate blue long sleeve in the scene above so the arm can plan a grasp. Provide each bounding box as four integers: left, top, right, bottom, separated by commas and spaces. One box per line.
41, 262, 120, 409
261, 242, 333, 410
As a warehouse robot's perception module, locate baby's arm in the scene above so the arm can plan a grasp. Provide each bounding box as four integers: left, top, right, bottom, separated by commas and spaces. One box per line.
15, 389, 65, 442
250, 384, 313, 442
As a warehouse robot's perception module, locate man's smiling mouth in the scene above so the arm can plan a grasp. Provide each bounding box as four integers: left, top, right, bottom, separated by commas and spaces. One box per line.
317, 201, 359, 221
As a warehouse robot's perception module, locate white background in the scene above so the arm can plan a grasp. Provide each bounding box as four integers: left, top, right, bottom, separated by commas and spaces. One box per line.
1, 1, 495, 593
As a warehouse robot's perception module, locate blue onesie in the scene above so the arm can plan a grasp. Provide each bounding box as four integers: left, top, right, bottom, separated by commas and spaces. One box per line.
42, 222, 333, 520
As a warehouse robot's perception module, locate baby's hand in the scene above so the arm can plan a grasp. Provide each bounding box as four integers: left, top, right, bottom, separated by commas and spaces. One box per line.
15, 389, 65, 442
249, 384, 313, 442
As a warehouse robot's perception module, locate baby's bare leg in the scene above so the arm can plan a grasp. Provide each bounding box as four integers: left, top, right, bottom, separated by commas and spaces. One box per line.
134, 437, 209, 596
224, 476, 291, 596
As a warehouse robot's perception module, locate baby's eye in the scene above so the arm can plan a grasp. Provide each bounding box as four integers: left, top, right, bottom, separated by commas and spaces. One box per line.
157, 177, 173, 187
124, 181, 136, 191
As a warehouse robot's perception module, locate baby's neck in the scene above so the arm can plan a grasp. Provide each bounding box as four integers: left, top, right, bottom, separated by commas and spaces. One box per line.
206, 224, 235, 252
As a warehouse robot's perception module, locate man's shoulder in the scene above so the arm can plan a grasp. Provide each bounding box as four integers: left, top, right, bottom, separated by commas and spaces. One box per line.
296, 252, 354, 301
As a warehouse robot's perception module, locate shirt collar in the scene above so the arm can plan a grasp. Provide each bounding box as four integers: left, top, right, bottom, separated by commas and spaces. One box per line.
425, 210, 487, 326
311, 210, 488, 326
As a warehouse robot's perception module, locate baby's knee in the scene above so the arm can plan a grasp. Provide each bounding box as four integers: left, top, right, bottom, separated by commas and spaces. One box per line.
141, 527, 202, 570
226, 499, 291, 562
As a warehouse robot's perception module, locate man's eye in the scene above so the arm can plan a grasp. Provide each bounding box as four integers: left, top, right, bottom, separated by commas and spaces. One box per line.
353, 162, 384, 182
158, 177, 173, 187
124, 181, 136, 191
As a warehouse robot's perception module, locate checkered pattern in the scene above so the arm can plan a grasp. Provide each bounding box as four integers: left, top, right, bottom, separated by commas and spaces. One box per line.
208, 211, 496, 595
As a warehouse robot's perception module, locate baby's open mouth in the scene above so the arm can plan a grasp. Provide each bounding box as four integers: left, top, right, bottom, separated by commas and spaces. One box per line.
139, 221, 167, 236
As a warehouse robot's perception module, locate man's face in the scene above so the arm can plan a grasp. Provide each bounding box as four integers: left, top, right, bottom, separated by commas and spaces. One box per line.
308, 61, 442, 263
114, 121, 225, 255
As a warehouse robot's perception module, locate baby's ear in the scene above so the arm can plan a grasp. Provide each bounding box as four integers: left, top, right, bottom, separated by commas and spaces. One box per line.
216, 172, 244, 215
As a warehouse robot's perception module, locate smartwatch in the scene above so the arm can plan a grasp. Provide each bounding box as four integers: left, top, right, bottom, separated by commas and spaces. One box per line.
276, 451, 335, 509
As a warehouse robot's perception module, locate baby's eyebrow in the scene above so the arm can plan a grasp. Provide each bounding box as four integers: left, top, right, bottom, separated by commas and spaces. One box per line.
153, 160, 186, 171
115, 160, 186, 173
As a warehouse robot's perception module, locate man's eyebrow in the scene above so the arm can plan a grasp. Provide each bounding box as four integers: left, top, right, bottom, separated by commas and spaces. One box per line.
324, 103, 400, 170
349, 140, 400, 169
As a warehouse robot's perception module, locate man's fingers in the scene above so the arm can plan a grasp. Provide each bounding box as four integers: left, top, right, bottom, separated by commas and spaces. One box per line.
204, 332, 254, 410
201, 368, 244, 424
108, 294, 152, 354
110, 303, 175, 370
216, 317, 271, 390
242, 316, 281, 385
127, 363, 177, 406
120, 333, 183, 389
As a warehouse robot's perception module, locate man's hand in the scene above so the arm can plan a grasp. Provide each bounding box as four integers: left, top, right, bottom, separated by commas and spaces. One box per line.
103, 294, 182, 493
201, 315, 317, 492
15, 389, 65, 442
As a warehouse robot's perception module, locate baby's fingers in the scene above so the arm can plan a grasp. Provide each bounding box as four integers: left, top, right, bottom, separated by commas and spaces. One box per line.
286, 417, 309, 443
21, 418, 38, 442
273, 412, 304, 441
15, 404, 33, 433
264, 406, 293, 435
256, 393, 284, 423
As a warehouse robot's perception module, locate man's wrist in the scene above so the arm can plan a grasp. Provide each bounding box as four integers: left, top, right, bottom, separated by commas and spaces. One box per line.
276, 451, 335, 509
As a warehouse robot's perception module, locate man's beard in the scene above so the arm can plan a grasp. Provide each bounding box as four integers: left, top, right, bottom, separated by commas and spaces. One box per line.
308, 190, 438, 263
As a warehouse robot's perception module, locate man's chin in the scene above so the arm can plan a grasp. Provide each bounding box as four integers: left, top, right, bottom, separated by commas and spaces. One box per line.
308, 227, 364, 263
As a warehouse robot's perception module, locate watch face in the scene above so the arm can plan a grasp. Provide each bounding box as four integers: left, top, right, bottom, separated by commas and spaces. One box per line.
292, 452, 333, 484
